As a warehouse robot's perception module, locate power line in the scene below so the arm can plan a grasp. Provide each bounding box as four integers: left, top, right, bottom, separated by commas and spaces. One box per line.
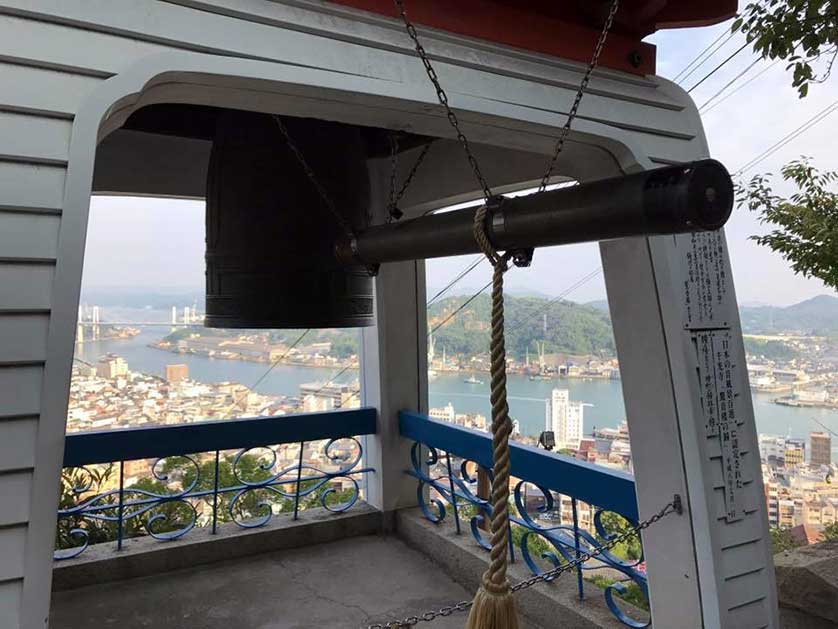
812, 418, 838, 440
430, 279, 493, 334
697, 56, 762, 112
427, 256, 484, 306
700, 60, 780, 114
735, 100, 838, 175
687, 41, 751, 93
674, 29, 736, 84
504, 268, 603, 334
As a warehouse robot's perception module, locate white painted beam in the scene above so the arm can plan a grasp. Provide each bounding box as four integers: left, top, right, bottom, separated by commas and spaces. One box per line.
602, 228, 779, 628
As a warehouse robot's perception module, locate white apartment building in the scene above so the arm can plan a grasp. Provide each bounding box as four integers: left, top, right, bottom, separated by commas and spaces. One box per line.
545, 389, 584, 450
759, 434, 786, 465
429, 403, 456, 423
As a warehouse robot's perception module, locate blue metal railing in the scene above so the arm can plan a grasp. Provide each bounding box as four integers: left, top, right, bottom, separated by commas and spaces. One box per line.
400, 411, 649, 628
56, 408, 376, 560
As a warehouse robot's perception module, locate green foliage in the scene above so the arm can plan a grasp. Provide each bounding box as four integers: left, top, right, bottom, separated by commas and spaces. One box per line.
733, 1, 838, 97
330, 335, 359, 359
822, 521, 838, 540
128, 475, 194, 537
161, 454, 272, 525
510, 523, 553, 562
743, 337, 800, 361
770, 526, 804, 553
429, 294, 614, 360
585, 574, 649, 613
597, 512, 642, 562
56, 465, 120, 551
738, 158, 838, 290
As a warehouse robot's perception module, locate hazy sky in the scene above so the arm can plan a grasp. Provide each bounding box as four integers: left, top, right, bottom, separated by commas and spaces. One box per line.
82, 15, 837, 307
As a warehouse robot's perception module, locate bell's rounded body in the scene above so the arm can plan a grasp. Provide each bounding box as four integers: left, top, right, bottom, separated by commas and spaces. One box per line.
205, 111, 374, 329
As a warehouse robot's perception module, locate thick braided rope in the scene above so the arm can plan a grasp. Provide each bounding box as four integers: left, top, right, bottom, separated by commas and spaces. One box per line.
472, 203, 514, 594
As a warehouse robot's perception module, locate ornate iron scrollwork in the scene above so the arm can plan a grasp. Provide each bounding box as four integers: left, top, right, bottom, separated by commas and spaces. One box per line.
409, 440, 651, 627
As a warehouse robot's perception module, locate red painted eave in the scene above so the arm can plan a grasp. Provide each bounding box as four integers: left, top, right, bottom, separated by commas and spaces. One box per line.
327, 0, 738, 75
654, 0, 739, 30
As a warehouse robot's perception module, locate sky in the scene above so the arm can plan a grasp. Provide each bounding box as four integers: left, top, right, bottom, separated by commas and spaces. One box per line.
82, 9, 837, 308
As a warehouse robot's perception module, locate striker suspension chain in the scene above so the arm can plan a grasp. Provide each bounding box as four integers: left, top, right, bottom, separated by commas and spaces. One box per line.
367, 496, 683, 628
388, 133, 433, 221
393, 0, 620, 196
272, 116, 432, 232
538, 0, 620, 191
271, 116, 355, 241
393, 0, 494, 200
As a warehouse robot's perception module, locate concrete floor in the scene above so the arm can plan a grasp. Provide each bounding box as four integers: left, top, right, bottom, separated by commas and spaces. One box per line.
50, 534, 537, 629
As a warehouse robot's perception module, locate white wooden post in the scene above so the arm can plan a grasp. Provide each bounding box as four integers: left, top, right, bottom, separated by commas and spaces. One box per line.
602, 229, 779, 628
361, 259, 428, 514
360, 158, 429, 515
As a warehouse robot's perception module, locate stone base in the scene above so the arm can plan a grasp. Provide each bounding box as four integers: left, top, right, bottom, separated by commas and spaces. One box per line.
775, 539, 838, 627
53, 503, 382, 591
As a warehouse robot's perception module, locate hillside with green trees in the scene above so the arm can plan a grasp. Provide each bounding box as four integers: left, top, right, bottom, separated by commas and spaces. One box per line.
428, 294, 615, 360
739, 295, 838, 335
743, 338, 801, 362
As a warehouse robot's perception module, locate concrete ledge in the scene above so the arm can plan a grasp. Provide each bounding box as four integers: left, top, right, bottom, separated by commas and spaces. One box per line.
775, 539, 838, 626
779, 606, 837, 629
395, 508, 642, 629
53, 503, 382, 591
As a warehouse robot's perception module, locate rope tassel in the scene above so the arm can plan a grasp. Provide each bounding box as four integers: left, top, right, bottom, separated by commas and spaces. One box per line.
466, 208, 519, 629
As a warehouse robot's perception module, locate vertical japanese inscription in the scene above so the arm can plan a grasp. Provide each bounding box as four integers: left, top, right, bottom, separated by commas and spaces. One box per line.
696, 330, 744, 522
683, 231, 729, 329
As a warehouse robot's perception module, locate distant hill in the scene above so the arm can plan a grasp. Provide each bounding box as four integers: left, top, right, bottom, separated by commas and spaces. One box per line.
428, 294, 614, 359
584, 299, 610, 313
739, 295, 838, 335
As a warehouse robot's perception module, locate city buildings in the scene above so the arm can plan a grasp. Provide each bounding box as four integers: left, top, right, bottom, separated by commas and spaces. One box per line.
810, 431, 832, 467
429, 403, 455, 423
759, 434, 787, 467
299, 381, 356, 411
545, 388, 584, 450
784, 438, 806, 466
96, 354, 128, 379
165, 364, 189, 383
760, 430, 838, 537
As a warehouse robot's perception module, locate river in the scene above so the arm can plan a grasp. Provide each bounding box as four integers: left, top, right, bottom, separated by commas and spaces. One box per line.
75, 326, 838, 448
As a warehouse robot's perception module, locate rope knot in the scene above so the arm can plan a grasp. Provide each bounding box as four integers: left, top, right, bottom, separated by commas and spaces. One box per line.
472, 197, 508, 268
481, 573, 511, 596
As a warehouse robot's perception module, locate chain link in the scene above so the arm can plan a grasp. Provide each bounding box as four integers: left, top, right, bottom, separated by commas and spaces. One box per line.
539, 0, 619, 192
367, 497, 680, 628
271, 115, 355, 240
393, 0, 494, 201
387, 133, 433, 222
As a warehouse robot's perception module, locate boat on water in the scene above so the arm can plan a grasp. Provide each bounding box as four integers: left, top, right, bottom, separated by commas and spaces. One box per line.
463, 375, 483, 385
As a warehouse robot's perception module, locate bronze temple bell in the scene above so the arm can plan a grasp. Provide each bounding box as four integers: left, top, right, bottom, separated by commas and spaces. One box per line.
204, 111, 376, 329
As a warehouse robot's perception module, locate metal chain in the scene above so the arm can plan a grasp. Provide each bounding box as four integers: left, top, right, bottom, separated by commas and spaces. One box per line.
393, 0, 619, 198
539, 0, 619, 192
393, 0, 494, 201
387, 133, 433, 222
271, 115, 355, 240
367, 496, 681, 628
